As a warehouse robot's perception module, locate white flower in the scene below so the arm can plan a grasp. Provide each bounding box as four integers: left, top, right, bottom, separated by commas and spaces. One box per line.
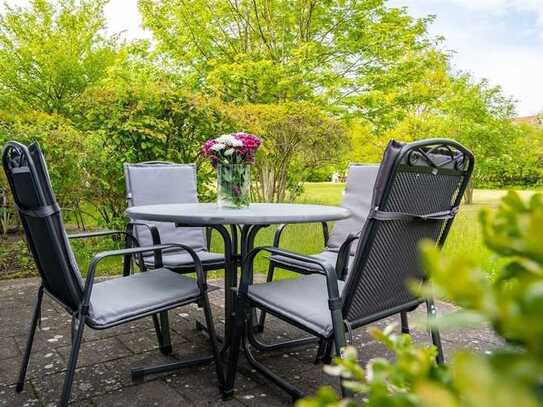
224, 148, 235, 156
211, 143, 226, 151
216, 134, 243, 147
216, 134, 234, 143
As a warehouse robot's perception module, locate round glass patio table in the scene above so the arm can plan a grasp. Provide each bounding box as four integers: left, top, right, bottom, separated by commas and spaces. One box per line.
125, 203, 351, 354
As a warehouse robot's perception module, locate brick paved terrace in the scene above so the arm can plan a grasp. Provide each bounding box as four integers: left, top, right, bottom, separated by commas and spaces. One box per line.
0, 277, 501, 406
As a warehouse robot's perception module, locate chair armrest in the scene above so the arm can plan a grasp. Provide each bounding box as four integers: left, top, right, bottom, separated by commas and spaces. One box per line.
273, 222, 329, 248
68, 230, 137, 244
240, 246, 341, 304
80, 243, 205, 315
336, 233, 360, 280
272, 224, 287, 247
69, 229, 140, 277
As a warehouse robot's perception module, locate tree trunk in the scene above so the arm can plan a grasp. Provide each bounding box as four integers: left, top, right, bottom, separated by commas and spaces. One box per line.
464, 181, 474, 205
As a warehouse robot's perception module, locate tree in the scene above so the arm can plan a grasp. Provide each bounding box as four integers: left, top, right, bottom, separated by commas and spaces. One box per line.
139, 0, 437, 108
225, 102, 348, 202
0, 0, 119, 115
351, 67, 543, 190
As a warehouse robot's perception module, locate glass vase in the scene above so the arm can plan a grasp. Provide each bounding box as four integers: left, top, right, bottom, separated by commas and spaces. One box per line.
217, 164, 251, 208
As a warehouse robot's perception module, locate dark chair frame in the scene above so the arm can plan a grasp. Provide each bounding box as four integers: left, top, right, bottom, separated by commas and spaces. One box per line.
3, 142, 223, 406
224, 139, 474, 401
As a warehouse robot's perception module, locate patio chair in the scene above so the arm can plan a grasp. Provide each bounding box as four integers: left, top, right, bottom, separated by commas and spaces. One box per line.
2, 142, 223, 407
124, 162, 227, 353
224, 139, 474, 401
256, 164, 379, 333
124, 161, 225, 273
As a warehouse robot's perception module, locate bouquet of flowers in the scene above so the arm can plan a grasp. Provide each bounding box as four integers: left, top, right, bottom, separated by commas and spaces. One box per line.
201, 132, 261, 166
201, 132, 262, 208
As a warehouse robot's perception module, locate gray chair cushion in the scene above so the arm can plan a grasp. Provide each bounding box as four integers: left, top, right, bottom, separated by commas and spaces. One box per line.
124, 163, 207, 251
327, 165, 379, 255
270, 250, 354, 274
89, 269, 217, 327
247, 275, 345, 336
144, 249, 225, 269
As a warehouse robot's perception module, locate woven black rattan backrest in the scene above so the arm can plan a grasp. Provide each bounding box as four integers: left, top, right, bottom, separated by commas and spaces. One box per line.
343, 139, 474, 325
2, 141, 83, 311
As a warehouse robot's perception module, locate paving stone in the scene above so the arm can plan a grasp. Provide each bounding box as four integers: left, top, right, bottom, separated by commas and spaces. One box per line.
57, 337, 132, 367
0, 276, 503, 406
0, 338, 19, 361
0, 357, 21, 386
31, 358, 128, 404
0, 384, 40, 407
164, 364, 229, 404
235, 383, 292, 407
93, 380, 187, 406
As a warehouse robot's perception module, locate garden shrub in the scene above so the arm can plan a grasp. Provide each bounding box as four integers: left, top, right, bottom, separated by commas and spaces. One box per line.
0, 111, 87, 227
300, 191, 543, 407
225, 102, 349, 202
75, 81, 234, 225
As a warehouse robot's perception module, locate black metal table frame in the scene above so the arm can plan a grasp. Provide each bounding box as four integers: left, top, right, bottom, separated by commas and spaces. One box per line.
130, 222, 321, 383
185, 223, 320, 353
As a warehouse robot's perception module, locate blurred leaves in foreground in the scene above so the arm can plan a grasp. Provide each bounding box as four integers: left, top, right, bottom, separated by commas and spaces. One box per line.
299, 191, 543, 407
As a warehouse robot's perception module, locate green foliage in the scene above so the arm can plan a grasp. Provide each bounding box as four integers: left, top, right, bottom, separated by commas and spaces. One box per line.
300, 191, 543, 406
0, 236, 35, 279
0, 0, 120, 115
354, 71, 543, 188
225, 102, 348, 202
74, 78, 233, 223
139, 0, 437, 107
0, 111, 86, 209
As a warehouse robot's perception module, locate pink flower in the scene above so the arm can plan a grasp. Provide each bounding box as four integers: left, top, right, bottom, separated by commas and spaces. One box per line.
201, 132, 262, 165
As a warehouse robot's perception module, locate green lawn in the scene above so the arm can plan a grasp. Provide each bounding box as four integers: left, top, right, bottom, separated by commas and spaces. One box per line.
206, 183, 527, 280
0, 183, 530, 281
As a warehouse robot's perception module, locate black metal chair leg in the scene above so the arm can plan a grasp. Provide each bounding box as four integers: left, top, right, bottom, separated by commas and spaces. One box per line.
322, 339, 333, 364
16, 285, 43, 393
151, 312, 172, 355
151, 314, 163, 346
255, 262, 276, 333
202, 294, 225, 388
426, 299, 444, 364
60, 315, 85, 406
314, 338, 327, 364
329, 307, 350, 399
159, 311, 172, 355
400, 311, 410, 334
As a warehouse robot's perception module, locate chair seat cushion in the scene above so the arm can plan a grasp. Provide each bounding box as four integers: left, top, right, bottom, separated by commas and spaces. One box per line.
270, 250, 353, 274
89, 269, 217, 327
247, 275, 345, 336
144, 250, 225, 269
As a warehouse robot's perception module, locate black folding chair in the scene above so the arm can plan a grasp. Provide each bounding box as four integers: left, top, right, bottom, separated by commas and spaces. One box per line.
2, 141, 223, 406
224, 139, 474, 401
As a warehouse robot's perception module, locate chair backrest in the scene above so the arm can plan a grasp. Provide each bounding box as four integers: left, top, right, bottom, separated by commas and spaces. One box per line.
124, 162, 207, 250
2, 141, 83, 311
326, 164, 380, 255
342, 139, 474, 325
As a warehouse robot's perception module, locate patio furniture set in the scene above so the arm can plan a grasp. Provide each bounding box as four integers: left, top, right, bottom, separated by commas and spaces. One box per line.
1, 138, 474, 406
